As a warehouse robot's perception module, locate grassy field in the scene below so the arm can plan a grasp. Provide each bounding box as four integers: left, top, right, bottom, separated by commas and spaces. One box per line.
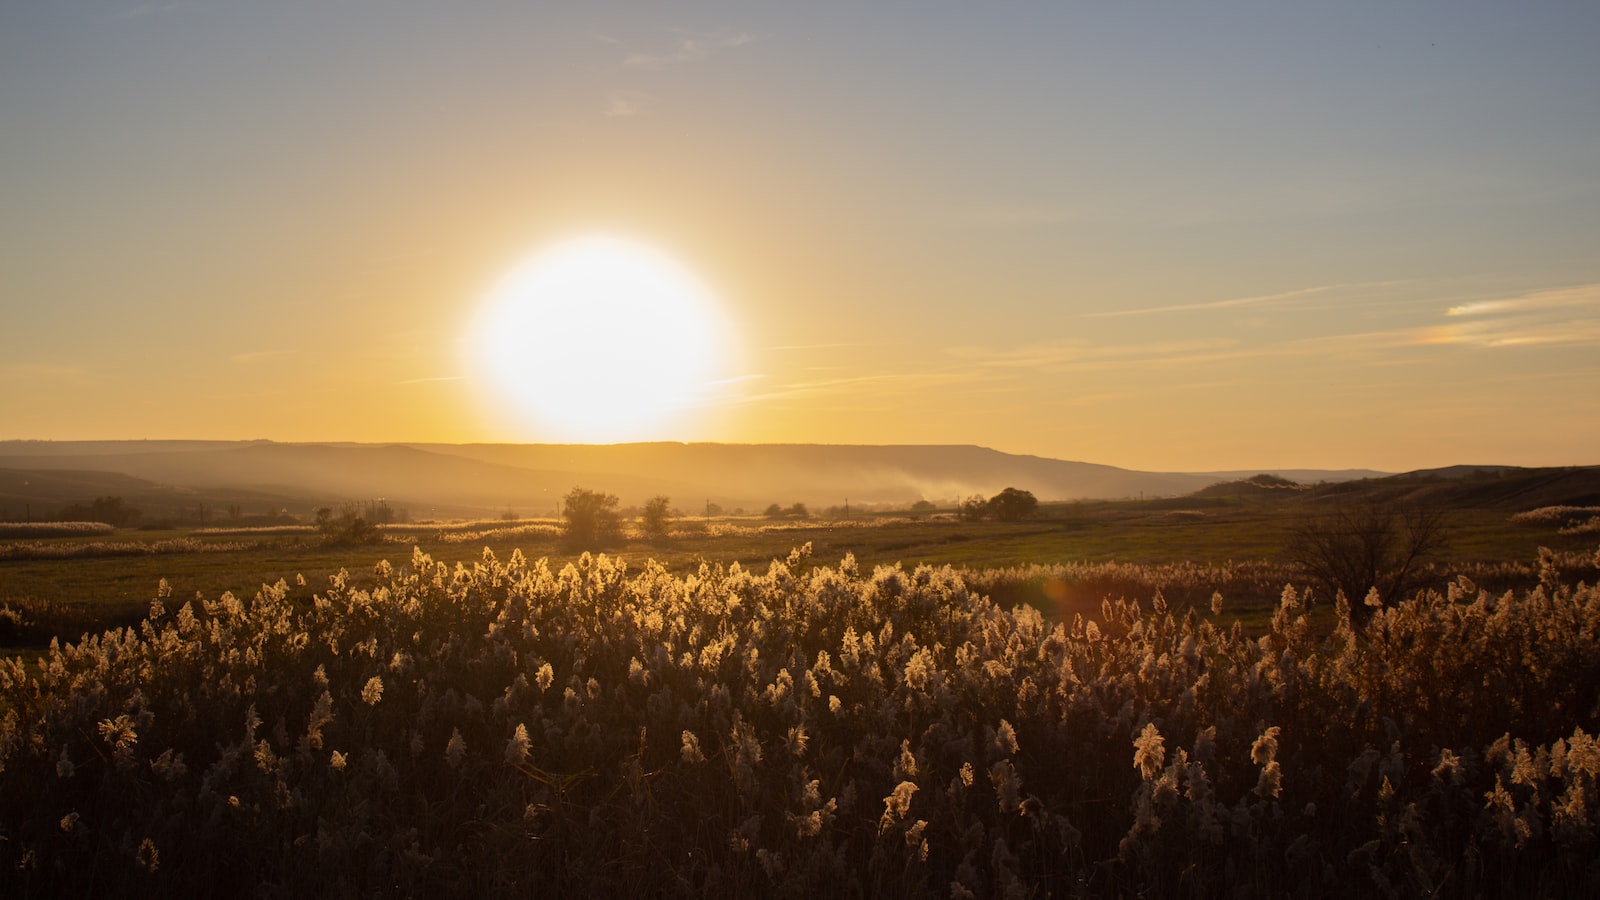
5, 488, 1600, 896
5, 514, 1598, 897
4, 496, 1592, 658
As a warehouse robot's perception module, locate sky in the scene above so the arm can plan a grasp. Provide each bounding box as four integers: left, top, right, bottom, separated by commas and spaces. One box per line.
2, 1, 1598, 473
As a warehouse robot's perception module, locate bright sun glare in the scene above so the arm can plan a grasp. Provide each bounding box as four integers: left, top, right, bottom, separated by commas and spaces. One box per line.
468, 235, 735, 442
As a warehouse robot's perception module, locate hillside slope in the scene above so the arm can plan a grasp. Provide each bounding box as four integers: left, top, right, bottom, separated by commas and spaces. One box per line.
1, 440, 1390, 519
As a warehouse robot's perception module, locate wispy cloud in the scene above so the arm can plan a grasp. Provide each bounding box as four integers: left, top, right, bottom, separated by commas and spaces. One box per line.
1446, 282, 1600, 317
1415, 318, 1600, 348
1423, 282, 1600, 347
1085, 284, 1347, 319
603, 91, 648, 118
621, 29, 756, 69
739, 278, 1600, 422
944, 337, 1241, 372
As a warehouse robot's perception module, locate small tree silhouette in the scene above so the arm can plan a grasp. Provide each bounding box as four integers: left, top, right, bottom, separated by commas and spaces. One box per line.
987, 487, 1038, 522
562, 487, 621, 549
314, 503, 381, 545
959, 495, 989, 522
641, 495, 672, 540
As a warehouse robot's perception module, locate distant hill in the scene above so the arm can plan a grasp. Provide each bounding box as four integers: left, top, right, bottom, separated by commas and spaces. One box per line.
0, 443, 684, 521
1174, 465, 1600, 517
1198, 468, 1388, 484
1303, 465, 1600, 511
418, 443, 1226, 508
0, 468, 188, 514
1190, 473, 1310, 499
0, 440, 1389, 521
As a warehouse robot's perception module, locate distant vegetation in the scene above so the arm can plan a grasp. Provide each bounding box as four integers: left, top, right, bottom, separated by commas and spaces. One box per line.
959, 487, 1039, 522
639, 495, 673, 540
313, 505, 384, 546
0, 522, 115, 540
56, 496, 142, 528
765, 502, 811, 520
561, 487, 622, 549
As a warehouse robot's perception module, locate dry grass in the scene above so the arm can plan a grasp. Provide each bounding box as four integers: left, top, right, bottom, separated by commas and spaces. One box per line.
0, 522, 116, 539
3, 543, 1598, 897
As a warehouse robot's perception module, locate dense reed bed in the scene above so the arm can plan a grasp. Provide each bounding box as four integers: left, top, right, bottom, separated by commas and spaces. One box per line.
2, 543, 1597, 897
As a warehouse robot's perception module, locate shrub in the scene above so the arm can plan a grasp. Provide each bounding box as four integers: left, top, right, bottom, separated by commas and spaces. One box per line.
314, 505, 384, 546
986, 487, 1038, 521
640, 496, 673, 539
561, 487, 621, 549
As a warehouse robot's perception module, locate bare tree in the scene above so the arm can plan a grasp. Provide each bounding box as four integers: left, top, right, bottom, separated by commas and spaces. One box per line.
1287, 499, 1446, 620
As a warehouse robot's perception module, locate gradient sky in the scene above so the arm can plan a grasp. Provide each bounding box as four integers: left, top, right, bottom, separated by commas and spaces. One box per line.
3, 1, 1598, 472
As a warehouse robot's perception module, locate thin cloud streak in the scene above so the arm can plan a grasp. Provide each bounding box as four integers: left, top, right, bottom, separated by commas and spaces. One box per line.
1446, 282, 1600, 317
1086, 280, 1415, 319
725, 293, 1600, 423
945, 337, 1237, 371
1085, 285, 1342, 319
1418, 319, 1600, 348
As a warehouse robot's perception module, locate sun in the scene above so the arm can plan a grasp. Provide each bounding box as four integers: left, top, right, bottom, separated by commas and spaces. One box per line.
467, 235, 736, 442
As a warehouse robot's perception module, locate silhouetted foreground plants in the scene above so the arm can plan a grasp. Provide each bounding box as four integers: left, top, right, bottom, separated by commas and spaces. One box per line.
3, 545, 1599, 897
